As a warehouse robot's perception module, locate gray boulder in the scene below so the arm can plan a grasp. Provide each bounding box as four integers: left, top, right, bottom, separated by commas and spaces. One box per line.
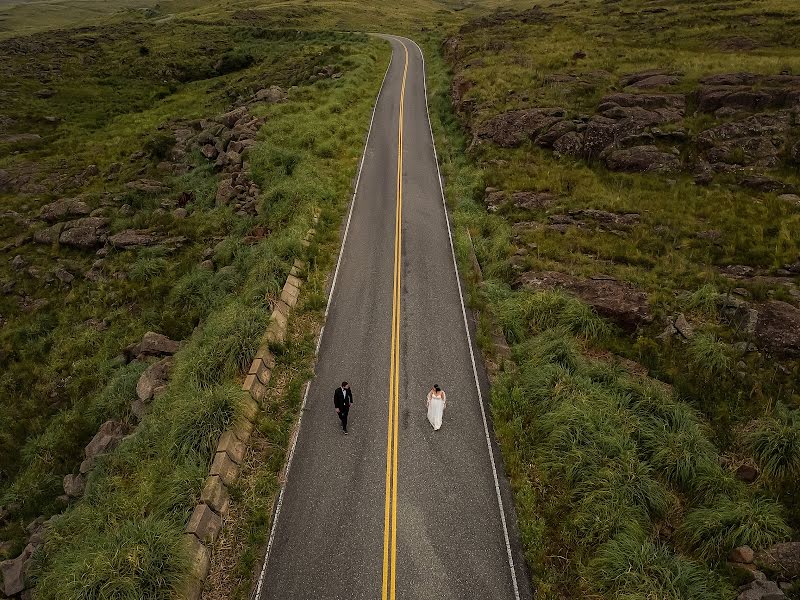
254, 85, 286, 103
136, 356, 174, 402
58, 217, 110, 249
80, 420, 131, 474
0, 543, 34, 596
125, 331, 181, 361
63, 473, 85, 498
39, 198, 91, 222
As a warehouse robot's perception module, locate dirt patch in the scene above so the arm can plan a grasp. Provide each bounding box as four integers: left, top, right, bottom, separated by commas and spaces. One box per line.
717, 36, 760, 52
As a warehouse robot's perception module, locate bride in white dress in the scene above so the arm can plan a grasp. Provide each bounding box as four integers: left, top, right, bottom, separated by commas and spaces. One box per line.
426, 384, 446, 430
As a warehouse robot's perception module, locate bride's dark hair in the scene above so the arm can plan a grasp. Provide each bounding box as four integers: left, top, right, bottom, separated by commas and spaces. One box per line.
433, 384, 441, 392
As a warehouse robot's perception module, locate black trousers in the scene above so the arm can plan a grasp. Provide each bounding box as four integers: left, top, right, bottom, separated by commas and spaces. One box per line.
338, 408, 349, 431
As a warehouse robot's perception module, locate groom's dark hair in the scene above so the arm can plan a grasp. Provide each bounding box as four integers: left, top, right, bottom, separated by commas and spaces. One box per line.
341, 381, 348, 387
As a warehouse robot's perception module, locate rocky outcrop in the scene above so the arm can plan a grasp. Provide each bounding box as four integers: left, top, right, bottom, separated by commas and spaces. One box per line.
517, 271, 652, 330
696, 72, 800, 114
604, 145, 681, 173
755, 542, 800, 579
483, 189, 555, 212
620, 70, 681, 88
474, 93, 685, 173
39, 198, 90, 222
753, 301, 800, 358
697, 112, 792, 171
476, 108, 565, 148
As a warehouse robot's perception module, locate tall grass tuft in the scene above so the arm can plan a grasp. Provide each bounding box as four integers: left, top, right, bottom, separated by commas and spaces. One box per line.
677, 497, 790, 561
588, 531, 731, 600
687, 333, 732, 376
171, 383, 242, 461
36, 516, 187, 600
749, 413, 800, 484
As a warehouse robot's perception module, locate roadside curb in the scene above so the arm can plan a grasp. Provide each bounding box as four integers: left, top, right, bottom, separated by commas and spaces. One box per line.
179, 213, 319, 599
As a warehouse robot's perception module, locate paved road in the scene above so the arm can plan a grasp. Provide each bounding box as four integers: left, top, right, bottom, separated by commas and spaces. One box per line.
254, 35, 532, 600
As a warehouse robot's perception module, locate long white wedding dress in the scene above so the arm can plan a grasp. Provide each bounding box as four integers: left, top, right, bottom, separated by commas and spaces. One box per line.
427, 392, 446, 430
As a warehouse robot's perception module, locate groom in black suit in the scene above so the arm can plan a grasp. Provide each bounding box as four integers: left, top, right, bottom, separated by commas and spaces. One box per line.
333, 381, 353, 434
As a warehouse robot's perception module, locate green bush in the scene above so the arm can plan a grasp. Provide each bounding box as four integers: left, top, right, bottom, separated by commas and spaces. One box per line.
215, 51, 255, 75
142, 132, 176, 161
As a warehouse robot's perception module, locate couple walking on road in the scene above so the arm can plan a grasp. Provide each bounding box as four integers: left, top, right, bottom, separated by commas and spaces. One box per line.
332, 382, 448, 434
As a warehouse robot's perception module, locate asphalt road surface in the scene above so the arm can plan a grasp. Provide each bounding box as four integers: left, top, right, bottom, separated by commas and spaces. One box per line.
254, 35, 533, 600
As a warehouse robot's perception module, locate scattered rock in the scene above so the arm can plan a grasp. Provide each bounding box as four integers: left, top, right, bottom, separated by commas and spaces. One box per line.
136, 356, 174, 403
108, 229, 161, 249
0, 543, 34, 596
254, 85, 286, 103
54, 268, 74, 284
218, 106, 248, 129
58, 217, 110, 249
125, 331, 181, 361
0, 133, 42, 147
739, 176, 795, 194
730, 546, 756, 564
63, 473, 85, 498
215, 177, 236, 205
735, 464, 759, 483
10, 255, 26, 270
622, 70, 681, 88
737, 578, 785, 600
125, 179, 169, 194
80, 420, 132, 474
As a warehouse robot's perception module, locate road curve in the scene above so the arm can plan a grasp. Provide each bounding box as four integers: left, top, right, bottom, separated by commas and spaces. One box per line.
254, 35, 533, 600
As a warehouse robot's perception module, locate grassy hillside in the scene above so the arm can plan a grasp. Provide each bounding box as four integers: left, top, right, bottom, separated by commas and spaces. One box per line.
423, 0, 800, 597
0, 9, 390, 594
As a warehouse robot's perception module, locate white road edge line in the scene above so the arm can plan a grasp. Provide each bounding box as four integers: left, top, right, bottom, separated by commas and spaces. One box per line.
251, 46, 395, 600
401, 36, 522, 600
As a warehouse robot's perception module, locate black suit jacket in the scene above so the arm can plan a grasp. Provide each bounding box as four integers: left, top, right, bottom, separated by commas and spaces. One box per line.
333, 387, 353, 411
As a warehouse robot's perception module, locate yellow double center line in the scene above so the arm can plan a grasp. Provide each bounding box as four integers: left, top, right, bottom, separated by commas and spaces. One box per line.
382, 40, 408, 600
